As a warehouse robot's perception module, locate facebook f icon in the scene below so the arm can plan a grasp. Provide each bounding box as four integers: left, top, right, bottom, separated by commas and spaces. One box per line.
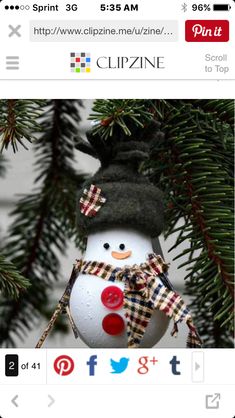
87, 355, 98, 376
169, 355, 181, 375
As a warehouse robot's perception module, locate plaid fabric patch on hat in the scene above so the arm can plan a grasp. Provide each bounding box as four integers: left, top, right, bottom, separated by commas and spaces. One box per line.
78, 253, 203, 348
80, 184, 106, 217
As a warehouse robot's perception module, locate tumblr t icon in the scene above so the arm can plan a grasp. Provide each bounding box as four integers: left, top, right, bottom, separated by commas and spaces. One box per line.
169, 356, 181, 375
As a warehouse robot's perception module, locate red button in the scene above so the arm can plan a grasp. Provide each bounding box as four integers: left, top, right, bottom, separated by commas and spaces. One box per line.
102, 313, 125, 335
101, 286, 123, 310
185, 20, 229, 42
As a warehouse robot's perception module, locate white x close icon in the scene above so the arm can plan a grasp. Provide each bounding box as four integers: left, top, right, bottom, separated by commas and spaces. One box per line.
8, 25, 21, 37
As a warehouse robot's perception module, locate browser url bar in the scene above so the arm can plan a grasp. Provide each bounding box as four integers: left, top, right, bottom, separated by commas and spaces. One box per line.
30, 20, 178, 42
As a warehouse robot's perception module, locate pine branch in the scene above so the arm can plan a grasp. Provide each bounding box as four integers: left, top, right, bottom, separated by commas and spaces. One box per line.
187, 288, 233, 347
0, 100, 86, 346
0, 100, 44, 153
145, 99, 234, 346
0, 254, 30, 298
90, 99, 153, 139
193, 99, 234, 129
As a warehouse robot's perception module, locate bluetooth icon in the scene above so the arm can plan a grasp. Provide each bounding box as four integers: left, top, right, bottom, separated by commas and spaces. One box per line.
181, 3, 187, 12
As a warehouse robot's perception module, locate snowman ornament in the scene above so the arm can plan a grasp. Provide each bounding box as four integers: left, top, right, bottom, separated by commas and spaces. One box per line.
68, 124, 172, 348
67, 128, 202, 349
70, 227, 170, 348
35, 127, 202, 349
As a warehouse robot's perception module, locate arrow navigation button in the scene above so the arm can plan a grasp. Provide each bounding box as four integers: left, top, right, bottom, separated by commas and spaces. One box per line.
48, 395, 55, 408
192, 352, 204, 382
11, 395, 19, 407
195, 362, 200, 371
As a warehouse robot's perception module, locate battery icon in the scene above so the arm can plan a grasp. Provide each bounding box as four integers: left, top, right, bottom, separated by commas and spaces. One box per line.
213, 4, 231, 10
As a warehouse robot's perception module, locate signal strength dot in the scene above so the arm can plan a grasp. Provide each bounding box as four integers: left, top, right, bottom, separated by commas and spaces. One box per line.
5, 4, 20, 9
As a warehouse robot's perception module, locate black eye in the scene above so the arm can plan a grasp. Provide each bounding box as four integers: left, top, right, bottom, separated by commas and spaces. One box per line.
103, 243, 110, 250
119, 243, 125, 250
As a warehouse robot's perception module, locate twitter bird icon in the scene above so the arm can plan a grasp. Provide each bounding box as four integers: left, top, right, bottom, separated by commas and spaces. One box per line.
110, 357, 129, 374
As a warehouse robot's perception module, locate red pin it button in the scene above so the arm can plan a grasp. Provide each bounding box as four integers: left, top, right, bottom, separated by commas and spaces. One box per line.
185, 20, 229, 42
102, 313, 125, 335
101, 286, 123, 310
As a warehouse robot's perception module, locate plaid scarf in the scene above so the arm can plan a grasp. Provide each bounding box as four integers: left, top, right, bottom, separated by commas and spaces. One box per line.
77, 254, 202, 348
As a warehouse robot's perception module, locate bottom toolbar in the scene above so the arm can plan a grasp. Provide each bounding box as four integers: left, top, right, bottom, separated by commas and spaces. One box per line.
0, 349, 234, 385
0, 385, 234, 418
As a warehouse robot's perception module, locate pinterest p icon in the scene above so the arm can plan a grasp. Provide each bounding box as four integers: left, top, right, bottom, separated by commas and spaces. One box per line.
54, 355, 75, 376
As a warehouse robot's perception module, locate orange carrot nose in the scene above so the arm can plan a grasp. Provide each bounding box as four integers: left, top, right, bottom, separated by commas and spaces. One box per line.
111, 250, 132, 260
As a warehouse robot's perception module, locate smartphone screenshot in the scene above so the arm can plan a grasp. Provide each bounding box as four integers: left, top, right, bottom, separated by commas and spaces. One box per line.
0, 0, 234, 417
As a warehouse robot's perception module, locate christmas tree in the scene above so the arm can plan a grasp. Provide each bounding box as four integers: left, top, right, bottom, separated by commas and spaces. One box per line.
0, 99, 234, 347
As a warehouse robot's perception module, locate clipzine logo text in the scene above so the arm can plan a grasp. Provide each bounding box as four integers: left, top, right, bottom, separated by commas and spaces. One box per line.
96, 56, 165, 70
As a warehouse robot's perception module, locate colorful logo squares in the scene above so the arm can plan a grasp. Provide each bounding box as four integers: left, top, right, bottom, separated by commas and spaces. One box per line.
70, 52, 91, 73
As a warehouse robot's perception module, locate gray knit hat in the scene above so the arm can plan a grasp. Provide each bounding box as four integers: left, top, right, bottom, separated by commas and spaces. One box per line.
76, 123, 164, 238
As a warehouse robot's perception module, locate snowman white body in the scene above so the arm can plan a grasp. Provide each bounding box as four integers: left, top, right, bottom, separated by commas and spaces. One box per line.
70, 228, 169, 348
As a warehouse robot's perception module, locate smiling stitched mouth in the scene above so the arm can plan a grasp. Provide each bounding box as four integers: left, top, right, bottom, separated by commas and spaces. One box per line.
111, 250, 132, 260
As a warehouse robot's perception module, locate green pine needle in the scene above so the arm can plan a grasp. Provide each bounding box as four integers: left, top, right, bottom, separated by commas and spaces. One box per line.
0, 100, 44, 153
0, 254, 30, 298
90, 99, 153, 140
